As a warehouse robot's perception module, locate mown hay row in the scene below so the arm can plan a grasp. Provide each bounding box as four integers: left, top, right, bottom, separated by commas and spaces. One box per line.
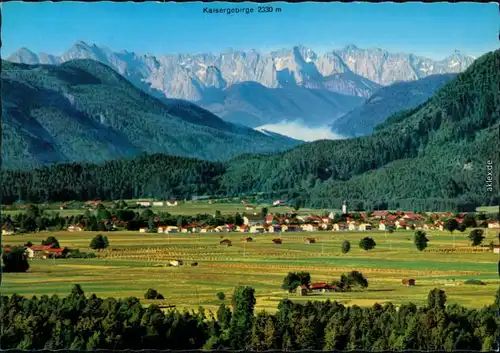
425, 248, 491, 253
200, 262, 482, 276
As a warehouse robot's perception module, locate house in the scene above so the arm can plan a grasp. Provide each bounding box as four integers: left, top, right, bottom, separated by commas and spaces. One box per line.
301, 224, 318, 232
423, 224, 436, 230
238, 225, 249, 233
359, 223, 372, 231
85, 200, 101, 208
68, 224, 84, 232
139, 227, 148, 233
268, 225, 282, 233
378, 221, 387, 231
243, 215, 266, 226
44, 247, 67, 258
190, 225, 202, 233
310, 282, 334, 293
165, 226, 179, 233
306, 216, 323, 224
220, 239, 232, 246
319, 223, 330, 230
372, 211, 391, 219
333, 223, 347, 231
402, 213, 425, 221
304, 238, 316, 244
152, 201, 164, 207
245, 205, 255, 210
297, 285, 308, 296
286, 225, 300, 232
24, 247, 34, 259
241, 200, 249, 204
487, 221, 500, 229
493, 246, 500, 254
215, 225, 227, 233
243, 237, 253, 243
402, 279, 416, 287
1, 224, 15, 235
348, 222, 359, 231
435, 222, 444, 231
278, 217, 290, 224
395, 220, 408, 230
265, 215, 274, 224
28, 245, 66, 259
166, 200, 178, 207
60, 202, 69, 210
273, 200, 286, 206
136, 200, 152, 207
250, 225, 265, 233
272, 238, 282, 245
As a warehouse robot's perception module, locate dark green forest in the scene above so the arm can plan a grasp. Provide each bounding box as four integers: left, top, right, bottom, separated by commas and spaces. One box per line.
0, 285, 498, 350
1, 51, 498, 211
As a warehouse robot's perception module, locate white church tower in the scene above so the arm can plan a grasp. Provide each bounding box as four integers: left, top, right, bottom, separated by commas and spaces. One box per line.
342, 200, 347, 215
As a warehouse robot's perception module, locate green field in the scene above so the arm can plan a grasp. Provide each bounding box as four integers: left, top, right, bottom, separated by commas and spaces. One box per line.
1, 201, 334, 218
2, 229, 499, 312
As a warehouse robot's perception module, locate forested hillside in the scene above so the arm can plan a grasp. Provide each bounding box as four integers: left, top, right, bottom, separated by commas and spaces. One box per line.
219, 50, 499, 209
1, 59, 301, 169
2, 51, 498, 211
332, 73, 456, 137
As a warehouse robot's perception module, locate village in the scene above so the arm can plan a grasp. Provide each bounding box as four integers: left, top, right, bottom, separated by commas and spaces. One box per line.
3, 198, 500, 237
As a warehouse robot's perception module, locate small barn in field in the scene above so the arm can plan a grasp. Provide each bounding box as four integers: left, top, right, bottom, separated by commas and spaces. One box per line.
272, 238, 282, 245
402, 279, 416, 287
243, 237, 253, 243
220, 239, 232, 246
304, 238, 316, 244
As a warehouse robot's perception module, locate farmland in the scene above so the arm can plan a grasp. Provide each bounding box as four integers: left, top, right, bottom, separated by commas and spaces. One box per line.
1, 200, 334, 218
2, 229, 498, 313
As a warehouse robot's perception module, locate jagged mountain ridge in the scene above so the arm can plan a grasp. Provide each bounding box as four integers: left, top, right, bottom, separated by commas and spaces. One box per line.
8, 42, 475, 99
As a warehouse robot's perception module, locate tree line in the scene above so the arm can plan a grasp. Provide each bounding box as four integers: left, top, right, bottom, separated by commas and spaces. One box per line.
0, 284, 498, 350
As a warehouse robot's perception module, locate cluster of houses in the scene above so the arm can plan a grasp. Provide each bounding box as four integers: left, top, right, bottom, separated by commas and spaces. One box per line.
132, 211, 500, 235
296, 278, 417, 296
135, 200, 178, 208
297, 282, 339, 296
2, 244, 68, 259
59, 200, 179, 211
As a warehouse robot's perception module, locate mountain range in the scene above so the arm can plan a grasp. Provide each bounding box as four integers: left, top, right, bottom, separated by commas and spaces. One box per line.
1, 59, 301, 170
7, 42, 476, 132
4, 50, 498, 211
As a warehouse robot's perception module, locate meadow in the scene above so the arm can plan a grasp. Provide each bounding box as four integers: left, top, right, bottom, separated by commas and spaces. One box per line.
1, 200, 333, 218
2, 228, 498, 313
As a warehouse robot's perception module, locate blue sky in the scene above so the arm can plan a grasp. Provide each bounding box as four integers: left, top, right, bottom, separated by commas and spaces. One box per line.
2, 2, 498, 59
